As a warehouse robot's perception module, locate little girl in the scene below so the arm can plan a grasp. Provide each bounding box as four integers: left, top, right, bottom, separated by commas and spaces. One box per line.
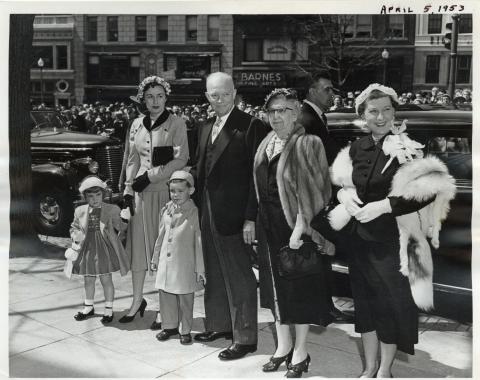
68, 175, 130, 324
150, 170, 205, 344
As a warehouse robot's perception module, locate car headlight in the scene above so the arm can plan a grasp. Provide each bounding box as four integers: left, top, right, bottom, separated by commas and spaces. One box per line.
88, 160, 99, 173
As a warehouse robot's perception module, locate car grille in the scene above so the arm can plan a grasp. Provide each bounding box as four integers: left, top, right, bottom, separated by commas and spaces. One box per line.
95, 145, 123, 193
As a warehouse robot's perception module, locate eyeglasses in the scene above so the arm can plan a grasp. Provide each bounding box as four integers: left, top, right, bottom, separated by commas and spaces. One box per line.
206, 92, 232, 101
266, 107, 293, 116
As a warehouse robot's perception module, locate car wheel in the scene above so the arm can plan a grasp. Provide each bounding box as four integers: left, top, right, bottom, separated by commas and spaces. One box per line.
33, 188, 73, 236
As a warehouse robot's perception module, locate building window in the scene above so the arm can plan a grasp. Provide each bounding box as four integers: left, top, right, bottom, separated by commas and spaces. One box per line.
32, 46, 53, 68
56, 45, 68, 69
135, 16, 147, 42
186, 15, 197, 41
344, 15, 372, 38
459, 14, 472, 33
87, 54, 140, 85
157, 16, 168, 41
425, 55, 440, 83
456, 55, 471, 83
107, 16, 118, 42
388, 15, 404, 38
264, 38, 292, 61
428, 14, 442, 34
208, 15, 219, 41
356, 15, 372, 38
86, 16, 97, 41
177, 56, 210, 78
244, 39, 263, 62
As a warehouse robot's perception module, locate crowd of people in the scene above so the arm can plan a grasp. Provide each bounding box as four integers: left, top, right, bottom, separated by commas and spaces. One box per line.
61, 72, 457, 378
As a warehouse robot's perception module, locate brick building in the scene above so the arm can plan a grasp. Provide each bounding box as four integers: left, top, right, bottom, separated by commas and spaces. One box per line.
72, 14, 233, 104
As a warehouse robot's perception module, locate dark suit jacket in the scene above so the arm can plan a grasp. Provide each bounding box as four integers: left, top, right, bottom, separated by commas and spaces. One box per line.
191, 107, 268, 235
297, 102, 339, 165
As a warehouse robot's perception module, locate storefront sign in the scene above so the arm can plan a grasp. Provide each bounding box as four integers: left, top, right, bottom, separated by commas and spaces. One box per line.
235, 71, 286, 87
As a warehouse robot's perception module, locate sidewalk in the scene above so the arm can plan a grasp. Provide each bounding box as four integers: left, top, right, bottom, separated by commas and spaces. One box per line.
8, 236, 472, 378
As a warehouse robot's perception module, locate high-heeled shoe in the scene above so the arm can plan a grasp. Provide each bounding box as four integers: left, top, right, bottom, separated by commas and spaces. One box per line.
286, 354, 311, 378
118, 298, 147, 323
262, 348, 293, 372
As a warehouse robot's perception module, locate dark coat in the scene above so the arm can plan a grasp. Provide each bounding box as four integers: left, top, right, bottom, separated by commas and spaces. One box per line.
191, 107, 268, 235
296, 102, 339, 165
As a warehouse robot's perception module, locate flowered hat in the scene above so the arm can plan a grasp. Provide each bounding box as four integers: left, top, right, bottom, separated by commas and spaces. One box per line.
263, 88, 298, 110
354, 83, 399, 115
136, 76, 171, 102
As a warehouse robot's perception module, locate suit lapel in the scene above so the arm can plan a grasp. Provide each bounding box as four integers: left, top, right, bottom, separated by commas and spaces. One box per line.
206, 109, 239, 177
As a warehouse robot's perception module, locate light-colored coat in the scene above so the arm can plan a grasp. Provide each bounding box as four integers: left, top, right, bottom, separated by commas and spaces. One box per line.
124, 114, 189, 195
253, 123, 334, 254
151, 199, 205, 294
70, 202, 130, 276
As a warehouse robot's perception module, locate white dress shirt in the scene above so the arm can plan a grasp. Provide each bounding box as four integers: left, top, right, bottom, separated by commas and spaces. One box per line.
211, 106, 235, 143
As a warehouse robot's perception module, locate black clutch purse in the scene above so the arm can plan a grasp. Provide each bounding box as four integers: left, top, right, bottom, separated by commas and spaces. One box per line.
152, 146, 174, 166
277, 242, 324, 280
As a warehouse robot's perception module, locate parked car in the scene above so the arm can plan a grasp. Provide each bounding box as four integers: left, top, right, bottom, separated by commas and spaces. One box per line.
30, 110, 125, 236
325, 105, 472, 322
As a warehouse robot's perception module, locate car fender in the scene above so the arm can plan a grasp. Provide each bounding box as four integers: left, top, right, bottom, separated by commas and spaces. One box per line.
32, 163, 73, 193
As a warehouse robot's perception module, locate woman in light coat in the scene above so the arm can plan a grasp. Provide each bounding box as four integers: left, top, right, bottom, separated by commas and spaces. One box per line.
120, 76, 189, 327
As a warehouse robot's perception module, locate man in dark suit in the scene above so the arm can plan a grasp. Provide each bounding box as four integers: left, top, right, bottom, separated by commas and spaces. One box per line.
190, 72, 267, 360
297, 70, 354, 323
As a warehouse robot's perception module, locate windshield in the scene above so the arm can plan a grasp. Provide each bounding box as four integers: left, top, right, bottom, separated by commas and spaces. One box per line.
30, 111, 67, 130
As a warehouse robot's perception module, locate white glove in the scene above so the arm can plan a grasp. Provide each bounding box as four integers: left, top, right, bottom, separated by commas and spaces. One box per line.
71, 230, 85, 243
353, 199, 392, 223
337, 187, 363, 216
65, 247, 79, 261
289, 226, 304, 249
120, 207, 131, 221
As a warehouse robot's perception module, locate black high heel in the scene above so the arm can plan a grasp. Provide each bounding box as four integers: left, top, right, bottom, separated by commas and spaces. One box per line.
118, 298, 147, 323
286, 354, 311, 378
262, 348, 293, 372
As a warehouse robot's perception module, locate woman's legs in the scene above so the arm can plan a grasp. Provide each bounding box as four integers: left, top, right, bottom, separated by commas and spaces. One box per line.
360, 331, 379, 377
99, 273, 114, 316
378, 342, 396, 378
82, 275, 96, 314
274, 321, 293, 357
126, 269, 146, 316
292, 324, 309, 364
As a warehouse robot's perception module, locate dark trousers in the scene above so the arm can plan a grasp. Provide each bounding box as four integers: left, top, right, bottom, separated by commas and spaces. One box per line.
200, 193, 258, 345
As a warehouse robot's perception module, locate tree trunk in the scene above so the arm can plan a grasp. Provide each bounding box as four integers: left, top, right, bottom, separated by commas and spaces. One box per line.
9, 14, 43, 257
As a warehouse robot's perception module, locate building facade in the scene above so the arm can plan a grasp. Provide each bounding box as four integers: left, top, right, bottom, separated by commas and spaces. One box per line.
413, 14, 472, 92
232, 14, 416, 104
72, 14, 233, 104
31, 15, 76, 107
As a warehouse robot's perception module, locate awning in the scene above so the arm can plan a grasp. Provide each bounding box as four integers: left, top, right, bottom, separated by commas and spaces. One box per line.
163, 51, 221, 56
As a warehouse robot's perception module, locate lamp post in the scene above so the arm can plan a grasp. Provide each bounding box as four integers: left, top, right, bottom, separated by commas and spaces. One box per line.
381, 49, 389, 85
37, 57, 44, 106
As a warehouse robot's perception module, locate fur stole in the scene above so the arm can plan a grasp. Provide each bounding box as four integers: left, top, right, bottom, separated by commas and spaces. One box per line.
254, 124, 334, 254
329, 146, 456, 310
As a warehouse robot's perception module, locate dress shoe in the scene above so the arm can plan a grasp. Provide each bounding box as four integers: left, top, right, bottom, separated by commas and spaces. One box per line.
218, 343, 257, 360
118, 299, 147, 323
180, 334, 192, 345
194, 331, 233, 342
286, 354, 311, 378
74, 308, 94, 321
330, 307, 354, 323
156, 328, 179, 341
101, 314, 114, 324
262, 348, 293, 372
150, 313, 162, 330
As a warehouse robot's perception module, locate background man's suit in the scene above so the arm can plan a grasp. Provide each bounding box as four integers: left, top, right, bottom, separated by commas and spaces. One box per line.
191, 107, 267, 345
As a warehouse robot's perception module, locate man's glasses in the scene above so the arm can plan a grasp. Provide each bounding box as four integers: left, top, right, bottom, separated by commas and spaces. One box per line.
266, 107, 293, 116
206, 92, 232, 101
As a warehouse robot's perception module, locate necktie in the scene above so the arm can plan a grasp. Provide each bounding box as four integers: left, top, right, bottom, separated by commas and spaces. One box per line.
211, 117, 222, 143
321, 113, 328, 128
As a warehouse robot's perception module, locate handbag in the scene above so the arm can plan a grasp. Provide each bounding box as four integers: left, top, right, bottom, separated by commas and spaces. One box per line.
152, 146, 174, 166
277, 241, 324, 280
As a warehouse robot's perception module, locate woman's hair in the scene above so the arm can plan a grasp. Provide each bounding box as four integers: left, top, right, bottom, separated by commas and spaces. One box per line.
263, 88, 299, 110
356, 89, 399, 116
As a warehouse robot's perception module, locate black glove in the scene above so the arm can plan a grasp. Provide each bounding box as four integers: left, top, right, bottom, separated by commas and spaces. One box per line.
132, 171, 151, 193
123, 194, 135, 216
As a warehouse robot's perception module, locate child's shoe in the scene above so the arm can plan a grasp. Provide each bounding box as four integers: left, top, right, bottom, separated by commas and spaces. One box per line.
101, 314, 114, 324
180, 334, 192, 345
74, 308, 94, 321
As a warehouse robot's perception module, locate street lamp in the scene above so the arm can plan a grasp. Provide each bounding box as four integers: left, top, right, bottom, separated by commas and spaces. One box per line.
37, 57, 44, 106
381, 48, 389, 85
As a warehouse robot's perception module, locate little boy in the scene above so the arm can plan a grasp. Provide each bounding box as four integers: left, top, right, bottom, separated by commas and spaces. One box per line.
150, 170, 205, 344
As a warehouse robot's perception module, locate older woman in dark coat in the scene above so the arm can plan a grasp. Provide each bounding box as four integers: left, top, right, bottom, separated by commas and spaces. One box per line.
253, 88, 333, 378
